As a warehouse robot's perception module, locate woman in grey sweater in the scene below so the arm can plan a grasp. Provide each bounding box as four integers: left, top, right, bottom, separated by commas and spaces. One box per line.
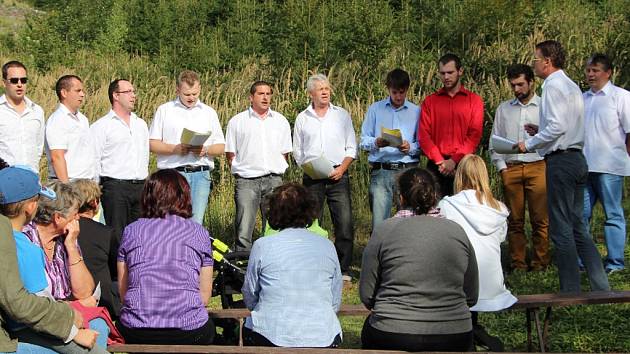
359, 167, 479, 352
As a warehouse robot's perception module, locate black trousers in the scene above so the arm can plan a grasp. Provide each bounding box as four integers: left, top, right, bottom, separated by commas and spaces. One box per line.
116, 318, 215, 345
302, 173, 354, 273
426, 159, 455, 197
361, 316, 473, 352
243, 326, 341, 347
100, 178, 144, 239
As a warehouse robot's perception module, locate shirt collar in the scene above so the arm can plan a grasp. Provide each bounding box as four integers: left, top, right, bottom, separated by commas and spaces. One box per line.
436, 85, 469, 97
0, 94, 36, 109
586, 80, 613, 96
248, 106, 273, 119
58, 103, 80, 118
510, 94, 540, 107
107, 109, 137, 122
306, 102, 338, 117
385, 98, 409, 110
542, 69, 565, 89
174, 97, 202, 110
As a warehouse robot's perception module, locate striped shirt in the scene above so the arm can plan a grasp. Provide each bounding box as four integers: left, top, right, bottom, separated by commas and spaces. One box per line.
118, 214, 213, 330
22, 222, 78, 300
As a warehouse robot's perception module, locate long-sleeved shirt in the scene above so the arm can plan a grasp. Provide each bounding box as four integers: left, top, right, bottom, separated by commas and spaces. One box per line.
360, 97, 420, 163
525, 70, 584, 156
0, 95, 45, 172
419, 86, 484, 163
490, 96, 544, 171
583, 81, 630, 176
293, 103, 357, 166
242, 228, 342, 347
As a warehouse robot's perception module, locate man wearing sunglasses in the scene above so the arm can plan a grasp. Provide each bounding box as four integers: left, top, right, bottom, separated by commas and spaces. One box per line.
0, 61, 45, 172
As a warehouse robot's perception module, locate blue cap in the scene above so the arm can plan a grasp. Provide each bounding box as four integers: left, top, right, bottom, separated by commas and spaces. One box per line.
0, 166, 56, 204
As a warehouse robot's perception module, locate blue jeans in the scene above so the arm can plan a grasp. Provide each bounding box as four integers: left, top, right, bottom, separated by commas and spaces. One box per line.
234, 175, 283, 251
369, 169, 399, 230
583, 172, 626, 270
9, 319, 109, 353
545, 151, 609, 293
179, 170, 212, 225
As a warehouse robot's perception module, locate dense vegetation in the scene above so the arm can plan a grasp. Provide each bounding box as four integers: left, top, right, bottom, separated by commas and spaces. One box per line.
1, 0, 630, 351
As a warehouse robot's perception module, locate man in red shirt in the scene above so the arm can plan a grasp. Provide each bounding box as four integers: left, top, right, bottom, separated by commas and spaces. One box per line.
419, 54, 484, 196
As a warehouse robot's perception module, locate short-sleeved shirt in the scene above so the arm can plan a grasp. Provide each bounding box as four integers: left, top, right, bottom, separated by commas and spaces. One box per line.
13, 230, 48, 293
0, 95, 45, 172
118, 214, 214, 330
45, 104, 96, 179
149, 99, 225, 169
225, 108, 292, 178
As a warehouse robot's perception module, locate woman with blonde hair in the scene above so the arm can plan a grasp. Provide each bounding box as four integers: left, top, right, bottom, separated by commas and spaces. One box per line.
439, 154, 516, 351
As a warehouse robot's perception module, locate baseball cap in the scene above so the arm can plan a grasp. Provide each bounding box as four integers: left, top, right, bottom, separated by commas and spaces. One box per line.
0, 166, 56, 204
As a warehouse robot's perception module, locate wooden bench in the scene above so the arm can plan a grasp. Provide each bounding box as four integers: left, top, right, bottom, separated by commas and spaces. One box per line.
108, 290, 630, 353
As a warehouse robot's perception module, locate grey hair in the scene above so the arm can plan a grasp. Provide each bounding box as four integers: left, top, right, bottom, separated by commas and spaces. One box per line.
34, 181, 80, 225
306, 73, 330, 93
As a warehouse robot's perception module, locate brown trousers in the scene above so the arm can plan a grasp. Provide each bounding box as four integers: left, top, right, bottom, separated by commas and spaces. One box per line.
501, 160, 550, 270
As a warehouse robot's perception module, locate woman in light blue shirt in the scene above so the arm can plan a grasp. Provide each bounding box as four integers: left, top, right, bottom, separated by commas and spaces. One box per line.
241, 183, 342, 347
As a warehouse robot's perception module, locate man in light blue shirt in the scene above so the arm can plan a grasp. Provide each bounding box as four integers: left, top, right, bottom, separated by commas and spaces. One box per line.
360, 69, 420, 229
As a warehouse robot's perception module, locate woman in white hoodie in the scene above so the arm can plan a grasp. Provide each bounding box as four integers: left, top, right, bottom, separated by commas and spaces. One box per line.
438, 154, 516, 350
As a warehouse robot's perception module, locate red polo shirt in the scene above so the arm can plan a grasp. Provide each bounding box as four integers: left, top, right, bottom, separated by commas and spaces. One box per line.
418, 86, 484, 163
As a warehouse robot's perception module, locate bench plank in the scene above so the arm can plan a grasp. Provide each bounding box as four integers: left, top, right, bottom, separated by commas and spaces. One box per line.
108, 344, 408, 353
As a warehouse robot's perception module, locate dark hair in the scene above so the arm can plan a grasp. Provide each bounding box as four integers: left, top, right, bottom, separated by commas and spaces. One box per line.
141, 169, 193, 219
506, 64, 534, 82
2, 61, 27, 79
55, 75, 82, 101
249, 80, 273, 95
0, 157, 8, 170
535, 40, 565, 69
438, 53, 462, 70
265, 183, 319, 230
397, 168, 439, 215
587, 53, 613, 72
107, 79, 128, 105
385, 69, 410, 90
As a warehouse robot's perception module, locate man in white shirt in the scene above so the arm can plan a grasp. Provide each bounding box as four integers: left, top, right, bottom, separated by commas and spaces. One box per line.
225, 81, 292, 251
582, 53, 630, 274
516, 40, 609, 293
149, 70, 225, 225
45, 75, 96, 181
0, 61, 45, 172
91, 79, 149, 238
293, 74, 357, 281
490, 64, 549, 272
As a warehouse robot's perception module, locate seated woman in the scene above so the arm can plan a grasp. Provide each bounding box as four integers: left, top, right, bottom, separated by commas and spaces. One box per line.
438, 154, 517, 350
22, 180, 109, 348
242, 183, 343, 347
360, 167, 478, 352
116, 169, 215, 345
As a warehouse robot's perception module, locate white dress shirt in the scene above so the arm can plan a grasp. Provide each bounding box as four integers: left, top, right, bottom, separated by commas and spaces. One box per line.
0, 95, 45, 171
490, 95, 544, 171
225, 108, 292, 178
293, 103, 357, 166
525, 70, 585, 156
583, 81, 630, 176
91, 110, 150, 180
45, 104, 96, 179
149, 98, 225, 169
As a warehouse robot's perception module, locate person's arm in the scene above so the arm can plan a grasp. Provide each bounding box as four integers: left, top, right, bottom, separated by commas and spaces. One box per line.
292, 115, 305, 166
117, 261, 128, 303
90, 122, 104, 180
359, 104, 380, 152
418, 98, 444, 163
452, 95, 484, 163
36, 108, 45, 169
224, 118, 237, 167
329, 112, 357, 180
199, 266, 213, 306
329, 156, 354, 180
241, 242, 262, 310
149, 139, 186, 155
525, 87, 570, 152
0, 215, 75, 339
330, 248, 343, 313
63, 220, 95, 301
46, 116, 70, 181
405, 108, 421, 157
626, 134, 630, 156
49, 150, 69, 182
359, 229, 382, 310
202, 143, 225, 157
489, 104, 508, 172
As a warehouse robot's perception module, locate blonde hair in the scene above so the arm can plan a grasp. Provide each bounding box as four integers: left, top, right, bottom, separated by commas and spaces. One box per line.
454, 155, 502, 211
177, 70, 200, 87
71, 179, 102, 213
0, 196, 38, 218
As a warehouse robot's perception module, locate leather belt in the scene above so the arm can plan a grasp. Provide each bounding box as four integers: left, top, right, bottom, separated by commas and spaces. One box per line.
100, 176, 145, 184
545, 148, 582, 158
371, 162, 417, 171
175, 165, 210, 172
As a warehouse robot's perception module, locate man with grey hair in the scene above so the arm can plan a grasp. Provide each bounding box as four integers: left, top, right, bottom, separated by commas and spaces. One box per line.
293, 73, 357, 282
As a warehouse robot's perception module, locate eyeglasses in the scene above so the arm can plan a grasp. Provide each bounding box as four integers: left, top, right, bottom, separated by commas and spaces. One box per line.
6, 77, 28, 84
116, 90, 135, 95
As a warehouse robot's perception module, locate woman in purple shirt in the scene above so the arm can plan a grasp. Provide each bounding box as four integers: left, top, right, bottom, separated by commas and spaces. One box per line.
116, 169, 215, 344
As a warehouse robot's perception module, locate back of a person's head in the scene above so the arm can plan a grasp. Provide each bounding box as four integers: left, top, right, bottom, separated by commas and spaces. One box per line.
141, 169, 193, 219
397, 168, 439, 215
71, 179, 101, 214
265, 183, 319, 230
35, 181, 80, 224
454, 155, 501, 210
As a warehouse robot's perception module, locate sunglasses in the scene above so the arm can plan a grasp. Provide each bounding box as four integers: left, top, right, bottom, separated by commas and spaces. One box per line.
7, 77, 28, 84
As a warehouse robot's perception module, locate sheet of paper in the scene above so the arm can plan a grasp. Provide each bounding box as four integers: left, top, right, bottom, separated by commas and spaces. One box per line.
491, 134, 519, 154
381, 127, 403, 147
180, 128, 211, 146
302, 156, 334, 180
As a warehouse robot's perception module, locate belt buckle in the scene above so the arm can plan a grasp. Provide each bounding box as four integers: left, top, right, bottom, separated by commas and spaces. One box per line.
390, 163, 401, 170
